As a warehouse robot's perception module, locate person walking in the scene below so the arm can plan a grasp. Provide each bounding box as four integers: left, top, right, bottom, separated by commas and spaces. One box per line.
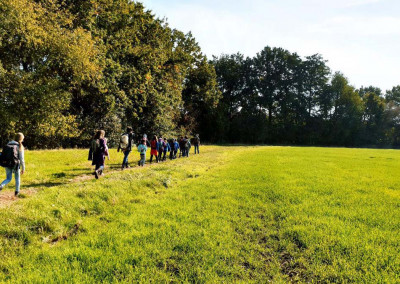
168, 138, 175, 160
193, 134, 200, 154
173, 139, 179, 159
0, 133, 26, 197
149, 135, 159, 163
157, 137, 165, 162
137, 139, 147, 166
178, 136, 185, 157
91, 130, 108, 179
184, 136, 191, 157
162, 138, 170, 161
118, 127, 134, 169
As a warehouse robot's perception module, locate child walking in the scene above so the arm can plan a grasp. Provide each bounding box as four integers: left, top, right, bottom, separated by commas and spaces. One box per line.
137, 139, 147, 166
150, 135, 159, 163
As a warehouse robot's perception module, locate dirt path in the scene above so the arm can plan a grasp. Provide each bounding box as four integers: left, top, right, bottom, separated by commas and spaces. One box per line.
0, 162, 166, 208
0, 188, 39, 208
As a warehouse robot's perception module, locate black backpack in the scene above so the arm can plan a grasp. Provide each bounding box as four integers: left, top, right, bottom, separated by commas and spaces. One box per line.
0, 144, 19, 168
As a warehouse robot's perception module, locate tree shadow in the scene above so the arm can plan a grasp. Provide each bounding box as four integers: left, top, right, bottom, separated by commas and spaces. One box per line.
24, 182, 64, 188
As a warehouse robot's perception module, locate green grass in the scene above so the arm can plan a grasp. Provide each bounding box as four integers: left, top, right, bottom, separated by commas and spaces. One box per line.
0, 146, 399, 283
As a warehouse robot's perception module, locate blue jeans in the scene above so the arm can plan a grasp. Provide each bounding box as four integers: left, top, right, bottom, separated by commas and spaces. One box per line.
139, 154, 146, 166
194, 145, 199, 154
122, 150, 131, 166
1, 167, 20, 194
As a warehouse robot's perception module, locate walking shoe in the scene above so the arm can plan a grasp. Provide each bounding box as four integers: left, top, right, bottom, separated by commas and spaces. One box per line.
95, 170, 99, 179
0, 184, 3, 192
14, 191, 19, 197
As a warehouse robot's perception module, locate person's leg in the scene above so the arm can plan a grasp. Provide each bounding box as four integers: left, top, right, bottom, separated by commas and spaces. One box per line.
0, 167, 13, 191
122, 150, 129, 168
95, 163, 104, 179
150, 155, 153, 163
125, 151, 131, 167
158, 151, 162, 162
14, 168, 20, 195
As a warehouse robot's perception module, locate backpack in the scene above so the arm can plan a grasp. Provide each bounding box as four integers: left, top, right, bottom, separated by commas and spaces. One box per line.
119, 134, 129, 150
92, 139, 105, 155
159, 141, 165, 152
0, 144, 19, 168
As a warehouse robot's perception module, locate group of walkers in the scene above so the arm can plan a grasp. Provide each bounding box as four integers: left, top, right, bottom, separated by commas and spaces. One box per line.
89, 127, 201, 179
0, 128, 200, 195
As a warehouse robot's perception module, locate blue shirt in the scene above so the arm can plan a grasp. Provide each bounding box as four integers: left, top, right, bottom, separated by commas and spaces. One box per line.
137, 144, 147, 154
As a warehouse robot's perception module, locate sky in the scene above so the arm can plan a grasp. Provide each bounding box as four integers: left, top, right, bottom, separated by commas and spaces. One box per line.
141, 0, 400, 92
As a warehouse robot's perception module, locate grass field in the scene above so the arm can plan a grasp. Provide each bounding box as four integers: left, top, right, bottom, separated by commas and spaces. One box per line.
0, 146, 399, 283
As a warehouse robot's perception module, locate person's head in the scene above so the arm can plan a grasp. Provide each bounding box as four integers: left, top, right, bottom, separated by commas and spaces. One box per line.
152, 135, 157, 141
127, 127, 133, 133
140, 139, 145, 145
184, 136, 188, 139
94, 130, 105, 140
196, 134, 199, 137
15, 132, 24, 150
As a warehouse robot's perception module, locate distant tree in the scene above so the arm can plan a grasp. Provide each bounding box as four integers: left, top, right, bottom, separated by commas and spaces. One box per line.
386, 86, 400, 106
362, 92, 385, 145
358, 86, 382, 98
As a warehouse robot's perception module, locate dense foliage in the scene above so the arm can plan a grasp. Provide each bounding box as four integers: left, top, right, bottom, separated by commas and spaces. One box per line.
0, 0, 220, 148
1, 1, 399, 148
209, 49, 400, 147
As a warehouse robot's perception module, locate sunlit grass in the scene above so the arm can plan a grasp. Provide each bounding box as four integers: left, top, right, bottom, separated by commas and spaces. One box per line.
0, 146, 399, 282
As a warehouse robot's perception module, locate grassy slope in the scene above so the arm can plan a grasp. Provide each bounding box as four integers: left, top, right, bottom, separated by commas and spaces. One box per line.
0, 146, 399, 283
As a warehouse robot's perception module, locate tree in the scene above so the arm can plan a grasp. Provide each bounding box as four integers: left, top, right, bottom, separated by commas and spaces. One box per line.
386, 86, 400, 106
0, 0, 100, 147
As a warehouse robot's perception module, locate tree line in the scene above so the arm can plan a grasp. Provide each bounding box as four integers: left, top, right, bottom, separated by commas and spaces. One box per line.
207, 50, 400, 147
1, 0, 399, 148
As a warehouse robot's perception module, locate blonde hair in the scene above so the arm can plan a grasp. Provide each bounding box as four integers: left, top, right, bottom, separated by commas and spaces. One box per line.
94, 130, 105, 140
15, 132, 24, 151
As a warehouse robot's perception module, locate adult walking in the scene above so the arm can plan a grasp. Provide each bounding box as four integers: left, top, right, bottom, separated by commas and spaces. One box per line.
0, 133, 26, 197
193, 134, 200, 154
90, 130, 108, 179
118, 127, 134, 169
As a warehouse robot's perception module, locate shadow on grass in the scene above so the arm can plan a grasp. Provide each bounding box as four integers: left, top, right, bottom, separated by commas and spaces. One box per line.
24, 182, 64, 189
